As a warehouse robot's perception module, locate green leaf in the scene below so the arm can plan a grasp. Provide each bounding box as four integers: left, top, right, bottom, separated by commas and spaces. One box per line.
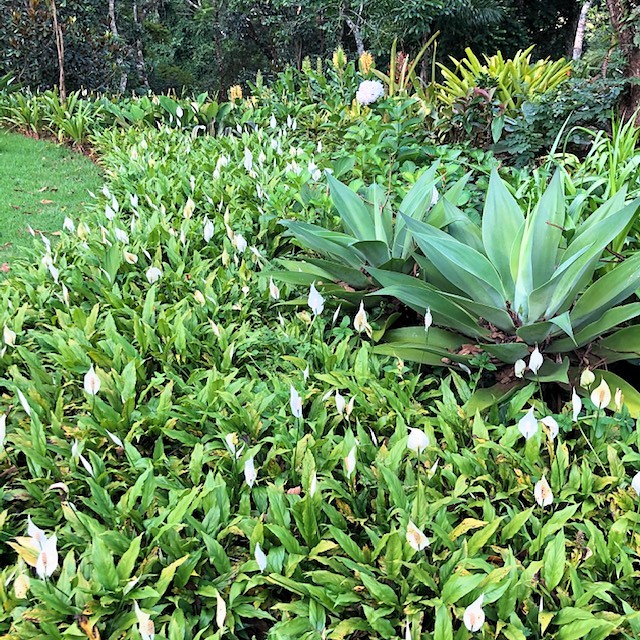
92, 536, 119, 591
542, 527, 565, 591
327, 173, 375, 241
403, 215, 507, 307
482, 168, 523, 296
434, 604, 453, 640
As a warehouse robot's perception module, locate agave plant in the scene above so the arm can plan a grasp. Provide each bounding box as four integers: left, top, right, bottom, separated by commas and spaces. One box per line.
370, 169, 640, 384
273, 162, 474, 299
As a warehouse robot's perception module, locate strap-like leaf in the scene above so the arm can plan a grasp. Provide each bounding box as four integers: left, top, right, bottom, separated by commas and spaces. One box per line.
403, 215, 507, 307
327, 173, 375, 241
482, 168, 524, 298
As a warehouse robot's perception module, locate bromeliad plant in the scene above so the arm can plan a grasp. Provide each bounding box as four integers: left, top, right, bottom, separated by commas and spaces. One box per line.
370, 169, 640, 383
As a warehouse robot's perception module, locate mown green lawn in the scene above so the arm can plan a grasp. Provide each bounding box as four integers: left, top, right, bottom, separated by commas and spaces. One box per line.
0, 130, 103, 264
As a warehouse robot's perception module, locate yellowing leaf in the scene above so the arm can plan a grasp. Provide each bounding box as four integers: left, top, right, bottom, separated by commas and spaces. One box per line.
449, 518, 487, 541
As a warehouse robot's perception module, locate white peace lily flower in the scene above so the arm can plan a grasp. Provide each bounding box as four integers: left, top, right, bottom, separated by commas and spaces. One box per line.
105, 204, 116, 221
114, 228, 129, 244
290, 386, 303, 419
134, 602, 155, 640
79, 454, 94, 477
47, 482, 69, 495
63, 217, 75, 232
406, 521, 430, 551
27, 516, 47, 549
183, 197, 195, 219
309, 471, 318, 497
61, 284, 69, 306
0, 414, 5, 448
269, 277, 280, 300
631, 472, 640, 497
17, 389, 31, 416
308, 283, 325, 316
541, 416, 559, 440
571, 387, 582, 422
254, 542, 268, 572
48, 263, 59, 283
345, 446, 357, 478
244, 456, 257, 488
286, 114, 293, 128
615, 388, 624, 412
216, 590, 226, 629
303, 366, 309, 381
71, 439, 80, 459
514, 359, 526, 378
591, 378, 611, 410
355, 79, 385, 105
243, 148, 253, 172
463, 594, 485, 633
335, 390, 346, 416
194, 290, 206, 306
518, 407, 538, 440
580, 368, 596, 388
424, 307, 432, 331
3, 325, 16, 347
232, 233, 247, 253
353, 301, 373, 337
269, 114, 277, 128
528, 345, 543, 374
405, 619, 412, 640
146, 266, 162, 284
35, 534, 58, 580
107, 431, 123, 447
84, 365, 101, 395
203, 219, 214, 243
369, 428, 378, 446
534, 476, 554, 507
124, 251, 138, 264
407, 428, 429, 454
345, 396, 355, 418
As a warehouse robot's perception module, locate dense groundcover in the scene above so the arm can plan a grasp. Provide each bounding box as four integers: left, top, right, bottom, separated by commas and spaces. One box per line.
2, 86, 640, 640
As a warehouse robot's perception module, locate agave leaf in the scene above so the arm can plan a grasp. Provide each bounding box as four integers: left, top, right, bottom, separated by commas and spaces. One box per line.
513, 170, 565, 320
368, 267, 489, 338
302, 258, 373, 289
571, 186, 628, 240
515, 321, 554, 344
548, 311, 575, 344
482, 168, 524, 298
593, 326, 640, 359
550, 303, 640, 352
570, 252, 640, 328
394, 162, 441, 258
480, 343, 530, 363
402, 215, 507, 307
373, 326, 470, 365
534, 358, 570, 383
326, 173, 375, 241
366, 183, 392, 245
280, 220, 365, 269
349, 240, 391, 267
442, 200, 483, 253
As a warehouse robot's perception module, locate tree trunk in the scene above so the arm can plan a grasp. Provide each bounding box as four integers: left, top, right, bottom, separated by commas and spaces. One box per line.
572, 1, 591, 60
50, 0, 65, 101
344, 1, 365, 56
606, 0, 640, 123
109, 0, 128, 93
133, 0, 149, 89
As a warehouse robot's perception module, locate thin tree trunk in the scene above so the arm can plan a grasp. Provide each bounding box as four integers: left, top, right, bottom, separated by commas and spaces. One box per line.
606, 0, 640, 123
109, 0, 128, 93
133, 0, 149, 89
50, 0, 65, 101
344, 1, 365, 56
572, 1, 591, 60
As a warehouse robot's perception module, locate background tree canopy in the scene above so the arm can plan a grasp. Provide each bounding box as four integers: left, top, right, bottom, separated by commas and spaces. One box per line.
0, 0, 637, 107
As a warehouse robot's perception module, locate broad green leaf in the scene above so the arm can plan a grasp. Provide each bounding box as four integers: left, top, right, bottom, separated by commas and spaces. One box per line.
403, 215, 506, 307
542, 528, 565, 591
327, 173, 375, 241
482, 168, 524, 296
